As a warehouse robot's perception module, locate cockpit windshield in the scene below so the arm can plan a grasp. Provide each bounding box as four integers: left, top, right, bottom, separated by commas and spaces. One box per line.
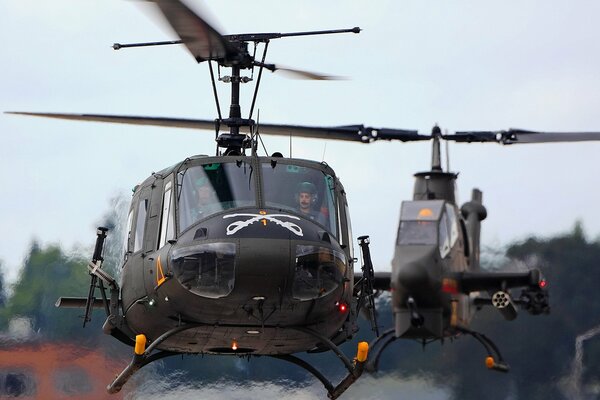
261, 162, 337, 236
397, 200, 444, 246
178, 162, 256, 232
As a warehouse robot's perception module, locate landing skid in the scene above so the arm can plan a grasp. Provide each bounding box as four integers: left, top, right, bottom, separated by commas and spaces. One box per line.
107, 323, 203, 393
457, 327, 509, 372
107, 324, 369, 399
365, 326, 509, 373
365, 328, 396, 372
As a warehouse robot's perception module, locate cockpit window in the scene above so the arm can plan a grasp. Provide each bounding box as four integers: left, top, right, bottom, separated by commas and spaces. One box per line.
178, 162, 256, 232
400, 200, 444, 220
445, 203, 459, 248
397, 200, 444, 245
398, 200, 457, 257
397, 221, 437, 245
438, 214, 451, 257
261, 163, 337, 235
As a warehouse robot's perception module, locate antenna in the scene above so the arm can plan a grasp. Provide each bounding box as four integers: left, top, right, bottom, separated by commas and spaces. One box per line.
255, 109, 269, 156
445, 129, 450, 172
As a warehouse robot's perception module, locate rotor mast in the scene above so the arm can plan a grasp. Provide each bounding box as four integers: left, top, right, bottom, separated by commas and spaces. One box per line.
216, 63, 253, 155
113, 6, 360, 155
413, 125, 457, 203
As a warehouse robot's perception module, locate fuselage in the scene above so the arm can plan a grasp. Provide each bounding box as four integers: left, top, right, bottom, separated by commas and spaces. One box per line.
118, 155, 356, 355
391, 172, 476, 340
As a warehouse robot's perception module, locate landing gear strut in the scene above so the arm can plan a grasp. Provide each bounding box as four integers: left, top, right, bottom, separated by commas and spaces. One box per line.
457, 327, 509, 372
271, 327, 369, 399
365, 328, 396, 372
365, 326, 510, 373
107, 324, 370, 399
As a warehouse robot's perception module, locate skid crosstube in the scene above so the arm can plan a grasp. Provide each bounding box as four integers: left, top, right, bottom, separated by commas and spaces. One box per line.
107, 326, 370, 399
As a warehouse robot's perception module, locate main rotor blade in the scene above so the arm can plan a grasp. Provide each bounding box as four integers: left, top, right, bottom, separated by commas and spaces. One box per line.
255, 62, 344, 80
274, 66, 344, 81
254, 124, 424, 142
449, 129, 600, 144
6, 112, 424, 143
150, 0, 242, 64
6, 112, 217, 131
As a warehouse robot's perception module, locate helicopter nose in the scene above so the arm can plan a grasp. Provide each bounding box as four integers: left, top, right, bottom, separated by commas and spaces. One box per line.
391, 246, 440, 296
394, 260, 431, 292
170, 239, 291, 300
234, 238, 291, 297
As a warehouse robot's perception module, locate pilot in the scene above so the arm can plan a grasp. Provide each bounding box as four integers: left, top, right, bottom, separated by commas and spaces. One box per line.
295, 181, 326, 225
192, 177, 221, 220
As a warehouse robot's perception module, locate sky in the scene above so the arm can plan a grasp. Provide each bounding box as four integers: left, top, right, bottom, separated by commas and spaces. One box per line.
1, 0, 600, 282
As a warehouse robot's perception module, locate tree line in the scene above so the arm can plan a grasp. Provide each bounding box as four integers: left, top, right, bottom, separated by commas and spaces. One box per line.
0, 223, 598, 399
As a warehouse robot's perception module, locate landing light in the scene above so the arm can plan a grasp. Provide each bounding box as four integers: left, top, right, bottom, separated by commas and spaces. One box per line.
246, 330, 261, 335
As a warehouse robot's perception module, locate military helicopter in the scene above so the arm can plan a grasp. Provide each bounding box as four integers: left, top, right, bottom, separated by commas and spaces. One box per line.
8, 1, 377, 398
336, 123, 600, 373
9, 0, 600, 397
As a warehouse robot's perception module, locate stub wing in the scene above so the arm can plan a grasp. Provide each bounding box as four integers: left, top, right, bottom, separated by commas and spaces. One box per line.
447, 269, 550, 320
451, 269, 544, 293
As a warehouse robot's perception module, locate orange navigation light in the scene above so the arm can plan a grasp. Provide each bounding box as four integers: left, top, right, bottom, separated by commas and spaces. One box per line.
231, 341, 238, 351
485, 356, 495, 369
417, 208, 433, 218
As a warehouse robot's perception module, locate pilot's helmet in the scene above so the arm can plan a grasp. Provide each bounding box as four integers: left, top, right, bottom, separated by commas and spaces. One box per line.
193, 176, 214, 194
195, 176, 209, 187
296, 181, 317, 195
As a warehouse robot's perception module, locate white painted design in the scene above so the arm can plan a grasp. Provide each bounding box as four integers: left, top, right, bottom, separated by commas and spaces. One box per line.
223, 213, 303, 236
